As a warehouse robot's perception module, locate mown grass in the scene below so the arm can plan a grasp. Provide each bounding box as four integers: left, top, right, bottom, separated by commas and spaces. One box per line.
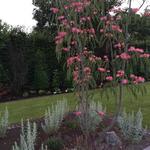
0, 83, 150, 127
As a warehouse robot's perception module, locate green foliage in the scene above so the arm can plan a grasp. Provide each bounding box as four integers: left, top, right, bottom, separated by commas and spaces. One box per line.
0, 107, 9, 137
51, 69, 60, 91
0, 1, 149, 97
41, 99, 68, 134
33, 50, 49, 90
117, 109, 146, 143
46, 137, 64, 150
12, 120, 37, 150
0, 64, 8, 84
64, 119, 79, 130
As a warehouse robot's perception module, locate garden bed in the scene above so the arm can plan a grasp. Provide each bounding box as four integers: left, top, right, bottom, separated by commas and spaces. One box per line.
0, 113, 150, 150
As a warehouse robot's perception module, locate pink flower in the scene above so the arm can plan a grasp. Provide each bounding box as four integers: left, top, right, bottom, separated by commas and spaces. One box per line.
98, 111, 105, 117
144, 12, 150, 17
50, 7, 59, 14
55, 32, 67, 44
114, 43, 122, 49
128, 46, 136, 52
100, 29, 104, 33
98, 68, 106, 73
84, 67, 91, 75
120, 52, 131, 60
100, 16, 107, 21
73, 70, 79, 81
116, 70, 125, 77
71, 27, 82, 33
128, 47, 144, 53
135, 48, 144, 53
111, 25, 122, 32
74, 111, 82, 116
67, 57, 75, 67
132, 8, 139, 13
136, 77, 145, 83
88, 28, 95, 34
62, 48, 69, 52
121, 79, 128, 84
106, 76, 113, 81
130, 74, 136, 79
140, 53, 150, 58
57, 15, 65, 20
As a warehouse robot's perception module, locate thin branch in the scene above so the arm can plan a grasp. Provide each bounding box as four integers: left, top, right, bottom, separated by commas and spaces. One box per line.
138, 0, 147, 10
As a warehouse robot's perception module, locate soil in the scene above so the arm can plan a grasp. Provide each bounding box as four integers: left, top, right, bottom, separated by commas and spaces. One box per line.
0, 113, 150, 150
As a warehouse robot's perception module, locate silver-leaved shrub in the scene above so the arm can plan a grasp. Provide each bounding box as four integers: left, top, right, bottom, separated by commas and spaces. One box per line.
117, 109, 146, 143
0, 107, 9, 137
79, 101, 106, 133
41, 99, 68, 134
40, 144, 47, 150
12, 120, 37, 150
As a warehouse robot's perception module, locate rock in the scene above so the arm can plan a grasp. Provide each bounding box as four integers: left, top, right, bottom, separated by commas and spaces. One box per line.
105, 131, 122, 146
144, 146, 150, 150
22, 92, 29, 98
38, 90, 46, 95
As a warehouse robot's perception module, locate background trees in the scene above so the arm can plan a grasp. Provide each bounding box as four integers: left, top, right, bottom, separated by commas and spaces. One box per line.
0, 1, 150, 100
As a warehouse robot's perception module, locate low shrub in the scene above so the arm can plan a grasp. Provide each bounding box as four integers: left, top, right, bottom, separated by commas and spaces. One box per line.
12, 120, 37, 150
78, 101, 106, 133
41, 99, 68, 134
0, 107, 9, 137
40, 144, 48, 150
46, 137, 64, 150
117, 109, 146, 143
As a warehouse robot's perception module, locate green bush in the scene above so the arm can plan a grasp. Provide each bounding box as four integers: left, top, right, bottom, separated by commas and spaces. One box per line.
46, 137, 64, 150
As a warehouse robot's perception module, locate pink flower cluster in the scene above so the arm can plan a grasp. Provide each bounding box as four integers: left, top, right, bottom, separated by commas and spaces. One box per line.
98, 68, 106, 73
50, 7, 59, 14
144, 12, 150, 17
67, 56, 81, 67
80, 16, 91, 23
121, 79, 128, 84
84, 67, 91, 75
130, 74, 145, 84
120, 52, 131, 60
71, 27, 95, 35
98, 111, 105, 117
140, 53, 150, 58
74, 111, 81, 116
114, 43, 124, 50
55, 32, 67, 44
128, 46, 144, 53
116, 70, 125, 77
106, 76, 113, 81
61, 0, 90, 13
111, 25, 122, 32
132, 8, 139, 13
74, 111, 105, 118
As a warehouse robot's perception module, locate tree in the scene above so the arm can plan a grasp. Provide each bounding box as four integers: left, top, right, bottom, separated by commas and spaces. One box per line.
5, 28, 29, 96
53, 0, 149, 147
33, 50, 49, 90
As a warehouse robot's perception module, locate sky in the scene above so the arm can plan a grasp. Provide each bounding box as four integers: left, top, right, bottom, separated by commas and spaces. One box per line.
0, 0, 149, 32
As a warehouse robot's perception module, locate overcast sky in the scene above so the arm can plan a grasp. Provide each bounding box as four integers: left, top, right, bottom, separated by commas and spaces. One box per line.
0, 0, 149, 32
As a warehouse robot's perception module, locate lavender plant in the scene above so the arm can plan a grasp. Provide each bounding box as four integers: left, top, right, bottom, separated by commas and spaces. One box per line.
12, 120, 37, 150
117, 109, 146, 142
41, 99, 68, 134
0, 107, 9, 137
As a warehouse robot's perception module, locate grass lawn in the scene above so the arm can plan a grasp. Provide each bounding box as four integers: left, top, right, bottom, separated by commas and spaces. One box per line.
0, 83, 150, 127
